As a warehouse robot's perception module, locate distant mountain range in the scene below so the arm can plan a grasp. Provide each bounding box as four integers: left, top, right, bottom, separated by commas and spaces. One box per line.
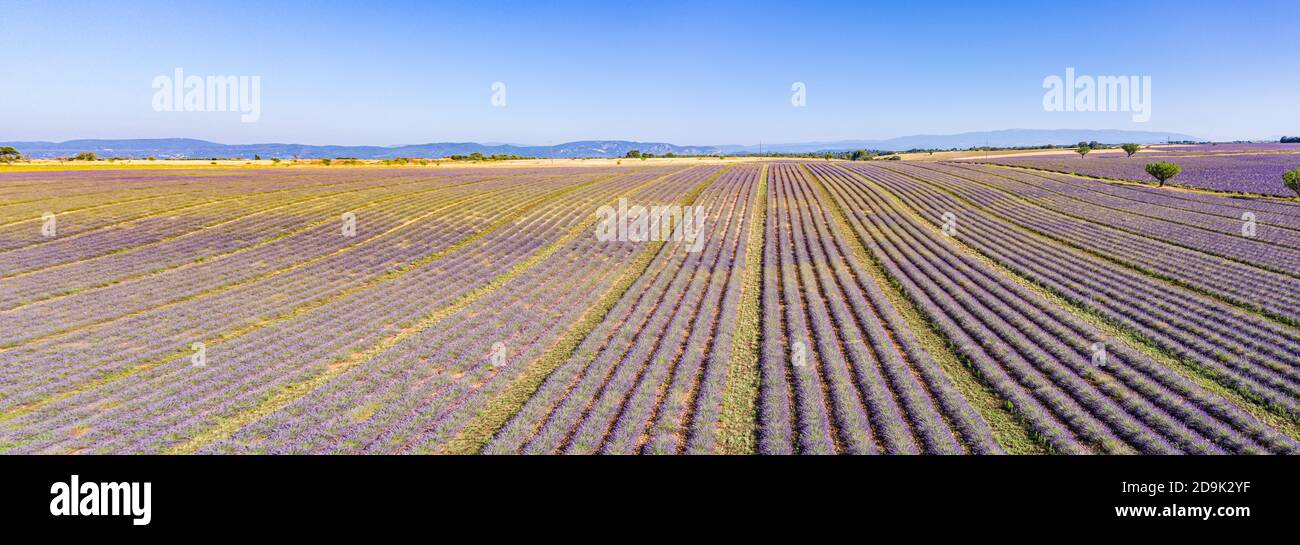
0, 139, 721, 160
718, 129, 1203, 154
1, 129, 1202, 159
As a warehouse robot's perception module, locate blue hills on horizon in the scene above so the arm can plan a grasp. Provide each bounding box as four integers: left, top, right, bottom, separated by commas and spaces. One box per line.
1, 129, 1202, 159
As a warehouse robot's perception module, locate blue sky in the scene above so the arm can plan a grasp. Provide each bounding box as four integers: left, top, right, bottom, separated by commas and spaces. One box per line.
2, 0, 1297, 145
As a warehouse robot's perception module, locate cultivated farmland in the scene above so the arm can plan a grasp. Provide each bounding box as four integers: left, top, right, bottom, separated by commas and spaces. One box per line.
973, 144, 1300, 196
1, 161, 1297, 454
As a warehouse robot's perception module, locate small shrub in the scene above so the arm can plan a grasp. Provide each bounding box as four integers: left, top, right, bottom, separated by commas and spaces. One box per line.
1145, 161, 1181, 187
1283, 168, 1300, 197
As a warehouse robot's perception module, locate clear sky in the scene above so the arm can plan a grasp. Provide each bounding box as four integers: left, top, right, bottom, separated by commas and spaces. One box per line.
2, 0, 1297, 145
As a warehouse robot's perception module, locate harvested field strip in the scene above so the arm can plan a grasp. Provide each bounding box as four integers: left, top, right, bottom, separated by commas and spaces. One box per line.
714, 165, 767, 454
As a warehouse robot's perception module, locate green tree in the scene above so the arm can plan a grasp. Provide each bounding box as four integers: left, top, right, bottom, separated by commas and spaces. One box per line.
0, 146, 19, 164
625, 150, 641, 158
1283, 168, 1300, 197
73, 151, 97, 161
1075, 145, 1090, 158
1121, 143, 1141, 157
1145, 161, 1181, 187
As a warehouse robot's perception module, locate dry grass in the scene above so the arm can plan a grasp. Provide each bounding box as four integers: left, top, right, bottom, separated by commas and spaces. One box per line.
0, 156, 766, 173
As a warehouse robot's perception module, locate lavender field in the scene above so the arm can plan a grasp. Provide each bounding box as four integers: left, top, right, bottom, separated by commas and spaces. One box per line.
2, 162, 1298, 455
1138, 143, 1300, 156
973, 145, 1300, 196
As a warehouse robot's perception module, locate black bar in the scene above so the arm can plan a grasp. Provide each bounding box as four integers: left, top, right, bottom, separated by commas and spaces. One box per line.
2, 456, 1292, 535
